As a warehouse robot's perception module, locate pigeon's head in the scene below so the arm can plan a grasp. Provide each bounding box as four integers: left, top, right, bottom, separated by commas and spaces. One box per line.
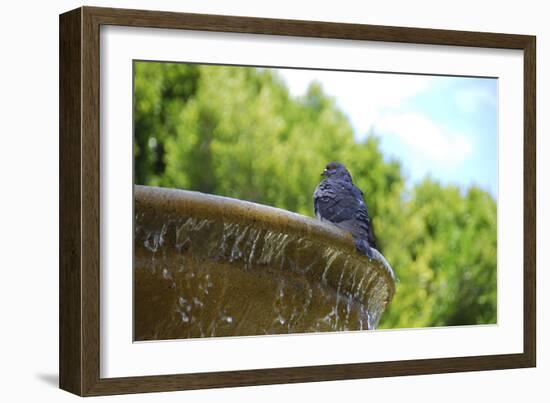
321, 161, 352, 182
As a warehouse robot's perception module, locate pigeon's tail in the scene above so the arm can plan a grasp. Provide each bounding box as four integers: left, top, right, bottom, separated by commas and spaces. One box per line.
354, 237, 375, 259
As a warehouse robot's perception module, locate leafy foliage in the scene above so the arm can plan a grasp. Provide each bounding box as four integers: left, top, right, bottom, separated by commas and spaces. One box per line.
133, 61, 497, 328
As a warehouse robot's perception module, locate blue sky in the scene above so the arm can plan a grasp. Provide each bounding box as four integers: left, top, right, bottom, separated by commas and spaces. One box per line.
276, 69, 498, 198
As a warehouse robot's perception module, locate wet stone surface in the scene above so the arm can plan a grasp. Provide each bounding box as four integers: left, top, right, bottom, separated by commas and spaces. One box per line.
134, 186, 395, 341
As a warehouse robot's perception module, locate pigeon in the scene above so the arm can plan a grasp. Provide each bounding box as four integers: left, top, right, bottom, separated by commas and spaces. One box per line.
313, 162, 377, 259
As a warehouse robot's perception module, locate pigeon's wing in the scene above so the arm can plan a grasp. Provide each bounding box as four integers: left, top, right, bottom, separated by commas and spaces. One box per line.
314, 178, 378, 255
354, 200, 377, 250
314, 180, 357, 223
340, 182, 378, 250
314, 179, 378, 247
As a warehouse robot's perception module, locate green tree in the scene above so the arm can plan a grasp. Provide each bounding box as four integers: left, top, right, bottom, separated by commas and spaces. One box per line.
378, 180, 497, 328
133, 62, 199, 185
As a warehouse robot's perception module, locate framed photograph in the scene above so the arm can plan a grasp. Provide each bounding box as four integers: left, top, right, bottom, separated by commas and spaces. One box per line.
59, 6, 536, 396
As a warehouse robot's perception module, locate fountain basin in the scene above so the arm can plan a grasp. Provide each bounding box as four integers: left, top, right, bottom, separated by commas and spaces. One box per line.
134, 185, 395, 341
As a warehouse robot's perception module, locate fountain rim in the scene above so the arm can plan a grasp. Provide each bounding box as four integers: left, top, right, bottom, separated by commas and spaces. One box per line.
134, 185, 396, 294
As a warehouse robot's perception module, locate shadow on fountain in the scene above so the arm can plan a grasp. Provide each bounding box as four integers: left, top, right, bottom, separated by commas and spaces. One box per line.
134, 185, 396, 341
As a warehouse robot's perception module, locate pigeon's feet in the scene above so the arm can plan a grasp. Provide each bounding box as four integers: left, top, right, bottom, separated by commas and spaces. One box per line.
354, 238, 375, 259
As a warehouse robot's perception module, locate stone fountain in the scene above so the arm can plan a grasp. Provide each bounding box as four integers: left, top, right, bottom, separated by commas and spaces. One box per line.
134, 185, 395, 341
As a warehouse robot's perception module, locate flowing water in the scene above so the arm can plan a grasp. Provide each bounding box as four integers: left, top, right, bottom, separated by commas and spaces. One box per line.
134, 186, 395, 341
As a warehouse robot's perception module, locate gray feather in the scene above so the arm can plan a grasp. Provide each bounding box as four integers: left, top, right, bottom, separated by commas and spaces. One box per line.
313, 162, 377, 257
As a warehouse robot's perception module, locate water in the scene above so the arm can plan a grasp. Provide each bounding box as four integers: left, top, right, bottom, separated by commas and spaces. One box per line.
134, 186, 395, 341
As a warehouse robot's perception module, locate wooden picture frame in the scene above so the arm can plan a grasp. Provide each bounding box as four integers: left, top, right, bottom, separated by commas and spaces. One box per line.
59, 6, 536, 396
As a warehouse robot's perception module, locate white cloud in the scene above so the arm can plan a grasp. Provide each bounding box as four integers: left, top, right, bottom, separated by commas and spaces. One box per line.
374, 112, 473, 168
454, 86, 496, 114
277, 69, 433, 138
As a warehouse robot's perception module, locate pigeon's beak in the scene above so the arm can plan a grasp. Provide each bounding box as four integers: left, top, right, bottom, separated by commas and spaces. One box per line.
321, 169, 328, 178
